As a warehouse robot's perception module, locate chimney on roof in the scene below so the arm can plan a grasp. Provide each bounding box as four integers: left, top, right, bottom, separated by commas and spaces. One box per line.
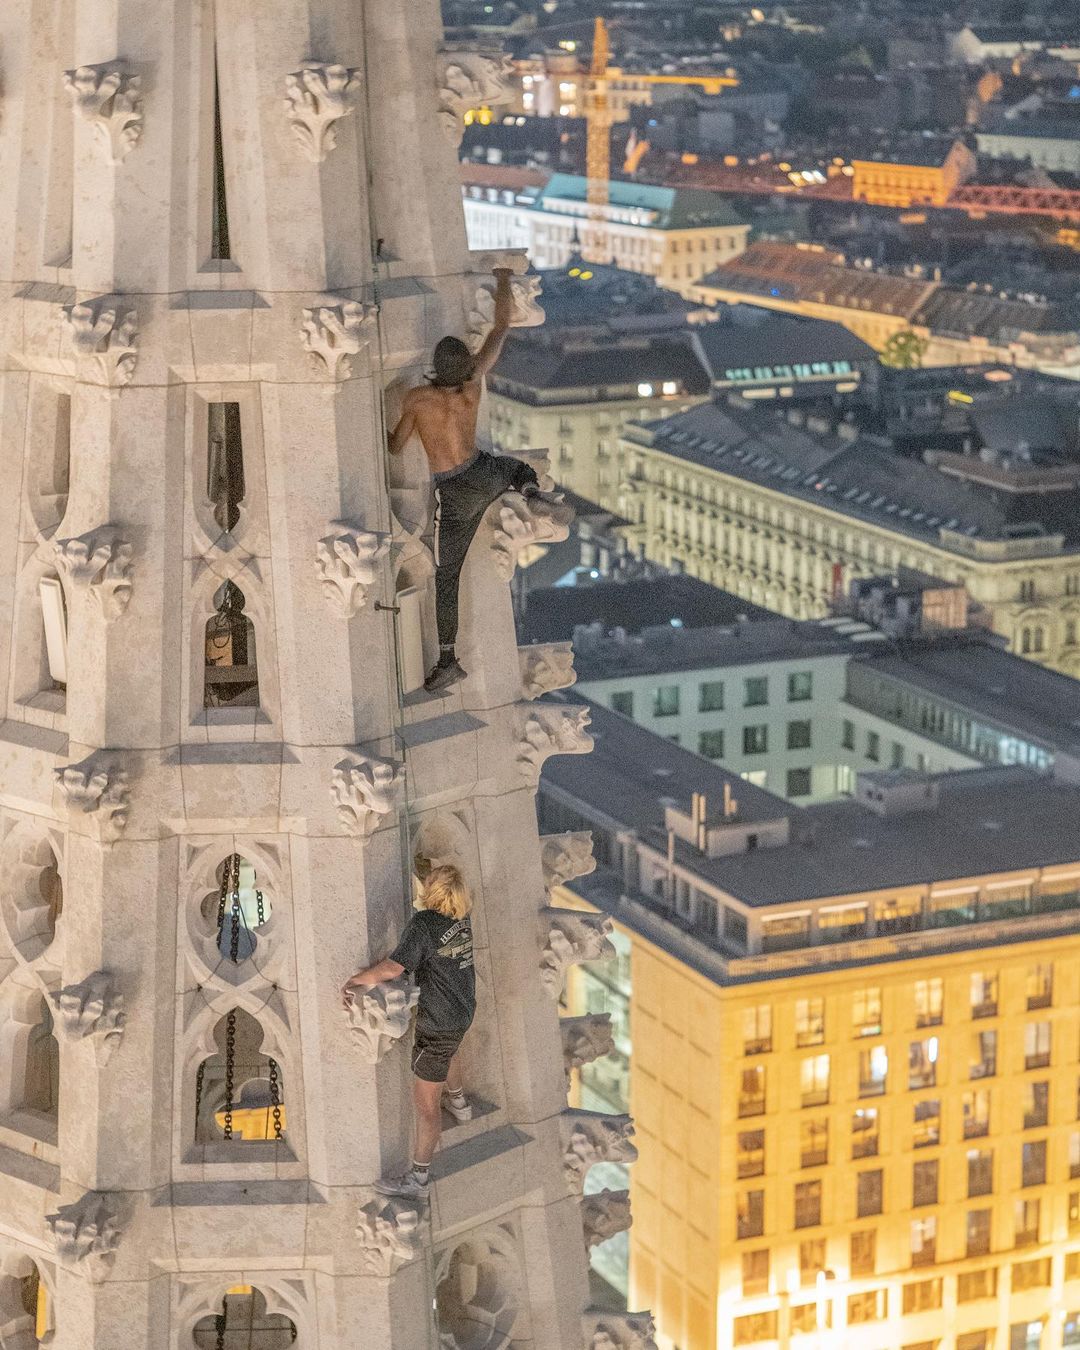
723, 781, 738, 820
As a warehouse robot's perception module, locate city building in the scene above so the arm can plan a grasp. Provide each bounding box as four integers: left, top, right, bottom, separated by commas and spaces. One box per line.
690, 242, 1080, 378
562, 588, 1080, 798
948, 24, 1080, 65
615, 395, 1080, 673
462, 170, 751, 286
0, 5, 615, 1348
542, 697, 1080, 1350
487, 257, 713, 507
850, 138, 977, 209
977, 111, 1080, 178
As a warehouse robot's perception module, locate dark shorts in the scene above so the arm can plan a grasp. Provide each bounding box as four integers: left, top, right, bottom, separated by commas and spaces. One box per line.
411, 1026, 467, 1083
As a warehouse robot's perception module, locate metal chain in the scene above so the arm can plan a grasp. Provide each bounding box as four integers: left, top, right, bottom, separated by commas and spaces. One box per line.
268, 1057, 283, 1140
223, 1009, 236, 1141
256, 888, 265, 926
215, 859, 229, 936
228, 853, 241, 964
215, 1295, 227, 1350
195, 1060, 205, 1133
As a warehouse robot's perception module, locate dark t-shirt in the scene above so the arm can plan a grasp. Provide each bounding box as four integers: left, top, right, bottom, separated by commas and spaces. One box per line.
390, 910, 476, 1034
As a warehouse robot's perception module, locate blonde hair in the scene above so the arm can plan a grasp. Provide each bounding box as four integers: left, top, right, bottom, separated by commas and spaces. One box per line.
421, 864, 471, 920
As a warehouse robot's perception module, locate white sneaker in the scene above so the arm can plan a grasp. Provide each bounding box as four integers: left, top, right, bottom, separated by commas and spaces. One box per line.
372, 1168, 429, 1201
443, 1090, 473, 1123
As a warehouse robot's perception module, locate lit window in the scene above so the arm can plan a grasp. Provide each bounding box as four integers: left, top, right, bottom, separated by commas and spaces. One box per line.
800, 1054, 830, 1108
859, 1046, 888, 1097
914, 977, 943, 1027
742, 1005, 772, 1055
637, 383, 654, 398
852, 1107, 879, 1159
795, 998, 825, 1047
853, 987, 883, 1036
662, 380, 678, 396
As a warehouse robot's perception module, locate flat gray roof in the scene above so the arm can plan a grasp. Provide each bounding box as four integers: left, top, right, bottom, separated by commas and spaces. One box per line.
541, 698, 1080, 907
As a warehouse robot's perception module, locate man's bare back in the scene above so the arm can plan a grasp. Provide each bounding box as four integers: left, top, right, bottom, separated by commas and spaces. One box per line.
395, 382, 482, 475
389, 266, 515, 474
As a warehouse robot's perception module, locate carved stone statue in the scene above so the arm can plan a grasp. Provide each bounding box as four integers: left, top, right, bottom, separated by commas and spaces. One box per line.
559, 1014, 615, 1088
54, 757, 130, 839
560, 1110, 638, 1193
539, 831, 595, 890
580, 1189, 632, 1251
300, 301, 376, 380
538, 908, 615, 1000
54, 530, 134, 619
63, 64, 143, 164
61, 303, 139, 388
316, 525, 390, 616
436, 48, 514, 146
284, 62, 361, 162
467, 272, 545, 353
516, 705, 593, 779
583, 1311, 659, 1350
47, 1192, 124, 1277
355, 1197, 423, 1276
50, 972, 125, 1065
491, 493, 575, 582
345, 977, 419, 1064
519, 644, 577, 701
330, 754, 401, 837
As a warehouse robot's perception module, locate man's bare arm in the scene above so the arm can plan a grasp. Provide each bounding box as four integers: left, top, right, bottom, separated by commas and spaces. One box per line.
388, 395, 417, 455
473, 267, 515, 378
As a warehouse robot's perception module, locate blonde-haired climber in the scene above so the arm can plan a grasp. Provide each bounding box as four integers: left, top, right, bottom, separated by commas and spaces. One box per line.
342, 864, 476, 1200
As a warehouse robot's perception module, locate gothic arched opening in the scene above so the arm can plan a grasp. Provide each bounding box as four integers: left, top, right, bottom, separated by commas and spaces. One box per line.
199, 855, 272, 964
0, 1251, 51, 1348
207, 402, 245, 533
23, 997, 60, 1122
435, 1234, 522, 1350
193, 1288, 297, 1348
194, 1008, 285, 1144
204, 581, 259, 708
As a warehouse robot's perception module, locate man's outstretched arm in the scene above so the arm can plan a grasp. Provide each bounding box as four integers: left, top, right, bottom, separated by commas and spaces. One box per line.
473, 267, 515, 378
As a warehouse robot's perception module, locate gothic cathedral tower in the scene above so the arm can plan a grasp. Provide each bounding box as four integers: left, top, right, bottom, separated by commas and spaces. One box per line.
0, 1, 650, 1347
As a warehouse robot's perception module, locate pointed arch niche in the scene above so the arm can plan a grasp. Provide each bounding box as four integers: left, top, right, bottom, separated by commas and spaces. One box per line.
191, 1008, 288, 1150
0, 1248, 55, 1349
0, 985, 61, 1146
23, 378, 71, 537
203, 581, 259, 710
193, 1288, 297, 1348
9, 549, 69, 727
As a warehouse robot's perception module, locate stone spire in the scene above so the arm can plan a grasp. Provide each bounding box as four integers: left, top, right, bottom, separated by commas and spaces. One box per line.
0, 1, 641, 1345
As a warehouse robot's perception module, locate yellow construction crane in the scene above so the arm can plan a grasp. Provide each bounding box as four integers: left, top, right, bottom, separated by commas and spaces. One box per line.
581, 16, 739, 265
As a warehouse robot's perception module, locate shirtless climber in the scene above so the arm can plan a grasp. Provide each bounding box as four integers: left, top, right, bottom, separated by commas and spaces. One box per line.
388, 265, 552, 693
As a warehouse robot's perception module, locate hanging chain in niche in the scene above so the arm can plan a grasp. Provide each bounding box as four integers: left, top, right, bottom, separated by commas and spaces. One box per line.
229, 853, 242, 965
215, 1295, 227, 1350
195, 1060, 206, 1127
222, 1008, 236, 1141
268, 1057, 283, 1141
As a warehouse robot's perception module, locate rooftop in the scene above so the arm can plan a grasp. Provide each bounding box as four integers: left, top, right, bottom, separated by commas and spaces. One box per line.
542, 698, 1080, 906
689, 306, 879, 383
853, 638, 1080, 759
572, 615, 867, 682
538, 173, 748, 231
624, 399, 1080, 552
519, 573, 775, 644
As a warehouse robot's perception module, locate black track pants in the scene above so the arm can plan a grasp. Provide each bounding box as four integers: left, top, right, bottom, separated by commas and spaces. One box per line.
433, 451, 539, 650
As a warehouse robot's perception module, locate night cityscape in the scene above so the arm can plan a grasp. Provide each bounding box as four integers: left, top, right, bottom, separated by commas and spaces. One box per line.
0, 1, 1076, 1347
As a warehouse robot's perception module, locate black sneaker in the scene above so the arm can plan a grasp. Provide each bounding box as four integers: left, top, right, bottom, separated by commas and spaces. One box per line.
424, 658, 467, 693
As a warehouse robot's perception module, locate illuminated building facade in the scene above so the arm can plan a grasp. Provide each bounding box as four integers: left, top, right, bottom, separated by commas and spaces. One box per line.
543, 700, 1080, 1350
615, 401, 1080, 678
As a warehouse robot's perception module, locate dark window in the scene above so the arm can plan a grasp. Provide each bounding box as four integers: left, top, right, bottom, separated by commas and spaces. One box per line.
842, 718, 855, 749
204, 581, 259, 708
787, 768, 812, 797
741, 1249, 769, 1296
866, 731, 880, 762
788, 671, 813, 702
794, 1180, 822, 1228
743, 724, 768, 755
737, 1130, 765, 1179
850, 1229, 876, 1276
699, 729, 724, 759
653, 685, 679, 717
744, 676, 768, 707
967, 1209, 991, 1258
699, 680, 724, 712
912, 1159, 938, 1207
1024, 1081, 1049, 1130
1022, 1140, 1047, 1188
787, 719, 812, 750
610, 691, 634, 717
857, 1169, 883, 1218
737, 1189, 764, 1239
968, 1148, 993, 1197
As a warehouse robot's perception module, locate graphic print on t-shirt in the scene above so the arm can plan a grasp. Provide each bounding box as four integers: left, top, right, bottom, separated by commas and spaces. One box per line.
437, 918, 473, 968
